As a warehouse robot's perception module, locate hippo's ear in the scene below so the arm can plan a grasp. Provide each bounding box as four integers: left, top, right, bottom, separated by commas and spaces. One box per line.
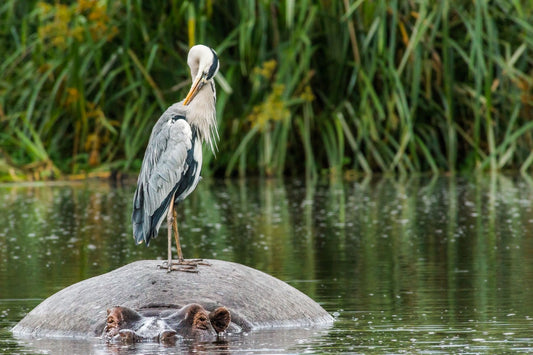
209, 307, 231, 333
106, 307, 119, 315
106, 307, 123, 327
106, 306, 142, 327
188, 304, 210, 330
104, 307, 123, 338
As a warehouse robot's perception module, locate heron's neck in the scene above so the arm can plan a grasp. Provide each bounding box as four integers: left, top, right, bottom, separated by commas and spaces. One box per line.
186, 81, 218, 152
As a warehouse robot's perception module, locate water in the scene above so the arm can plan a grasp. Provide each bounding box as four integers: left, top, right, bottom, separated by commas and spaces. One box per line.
1, 175, 533, 353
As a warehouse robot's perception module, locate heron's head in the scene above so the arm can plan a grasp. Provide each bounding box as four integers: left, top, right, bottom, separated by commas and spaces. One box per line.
183, 45, 219, 106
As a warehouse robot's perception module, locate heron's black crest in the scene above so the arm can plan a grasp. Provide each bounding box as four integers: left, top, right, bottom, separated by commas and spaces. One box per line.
206, 49, 219, 80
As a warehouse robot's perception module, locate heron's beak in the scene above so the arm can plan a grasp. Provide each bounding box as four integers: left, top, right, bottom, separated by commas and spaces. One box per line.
183, 74, 207, 106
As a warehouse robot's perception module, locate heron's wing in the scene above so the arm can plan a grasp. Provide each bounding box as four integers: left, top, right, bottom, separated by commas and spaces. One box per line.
132, 110, 193, 245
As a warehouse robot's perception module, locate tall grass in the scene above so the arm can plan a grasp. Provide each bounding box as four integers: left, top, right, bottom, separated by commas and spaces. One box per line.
1, 0, 533, 181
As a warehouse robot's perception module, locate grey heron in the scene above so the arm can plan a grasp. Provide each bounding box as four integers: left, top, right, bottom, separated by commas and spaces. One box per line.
132, 44, 219, 272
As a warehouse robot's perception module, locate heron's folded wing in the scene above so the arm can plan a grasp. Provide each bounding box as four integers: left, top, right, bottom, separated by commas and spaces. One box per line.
132, 116, 193, 243
145, 119, 192, 215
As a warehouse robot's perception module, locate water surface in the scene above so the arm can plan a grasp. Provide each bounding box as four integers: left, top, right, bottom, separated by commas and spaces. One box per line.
1, 175, 533, 353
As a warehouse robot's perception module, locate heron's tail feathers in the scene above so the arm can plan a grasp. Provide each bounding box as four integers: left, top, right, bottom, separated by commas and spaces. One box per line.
132, 211, 152, 245
132, 186, 162, 246
132, 183, 176, 246
132, 206, 158, 246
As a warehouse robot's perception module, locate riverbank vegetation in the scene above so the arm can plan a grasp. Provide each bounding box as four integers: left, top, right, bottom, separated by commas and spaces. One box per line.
1, 0, 533, 181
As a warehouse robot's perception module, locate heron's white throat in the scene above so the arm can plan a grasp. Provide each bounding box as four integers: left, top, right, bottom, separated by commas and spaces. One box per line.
185, 81, 218, 153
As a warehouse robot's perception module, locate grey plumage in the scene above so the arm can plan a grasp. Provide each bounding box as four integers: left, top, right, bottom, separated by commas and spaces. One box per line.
131, 45, 219, 269
132, 104, 200, 245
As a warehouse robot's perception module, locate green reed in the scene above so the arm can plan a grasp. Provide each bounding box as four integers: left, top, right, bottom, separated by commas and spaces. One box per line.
1, 0, 533, 181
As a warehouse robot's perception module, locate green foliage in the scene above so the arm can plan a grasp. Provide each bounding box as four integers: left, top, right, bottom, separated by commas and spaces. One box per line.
1, 0, 533, 180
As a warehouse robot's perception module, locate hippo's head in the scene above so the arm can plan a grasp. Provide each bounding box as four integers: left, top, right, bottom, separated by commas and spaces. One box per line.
104, 303, 231, 343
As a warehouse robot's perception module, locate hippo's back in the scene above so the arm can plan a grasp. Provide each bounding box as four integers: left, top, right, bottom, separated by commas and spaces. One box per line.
12, 260, 333, 338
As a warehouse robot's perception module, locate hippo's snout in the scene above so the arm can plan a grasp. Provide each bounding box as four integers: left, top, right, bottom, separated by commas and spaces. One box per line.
103, 303, 232, 343
109, 327, 178, 344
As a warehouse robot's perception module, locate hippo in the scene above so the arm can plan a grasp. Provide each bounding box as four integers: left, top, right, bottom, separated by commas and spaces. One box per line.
12, 260, 334, 342
104, 303, 231, 343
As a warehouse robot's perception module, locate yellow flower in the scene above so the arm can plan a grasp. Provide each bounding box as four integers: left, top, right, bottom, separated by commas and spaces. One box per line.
86, 102, 104, 120
299, 85, 315, 102
76, 0, 95, 13
70, 26, 84, 42
37, 1, 53, 16
64, 87, 81, 107
248, 84, 290, 131
37, 0, 118, 48
253, 60, 277, 80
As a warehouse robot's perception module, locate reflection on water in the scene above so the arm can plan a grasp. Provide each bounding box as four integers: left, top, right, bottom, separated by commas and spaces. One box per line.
1, 175, 533, 353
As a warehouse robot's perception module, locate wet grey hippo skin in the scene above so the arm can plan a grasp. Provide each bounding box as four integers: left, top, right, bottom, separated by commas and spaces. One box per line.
12, 260, 333, 340
104, 303, 232, 343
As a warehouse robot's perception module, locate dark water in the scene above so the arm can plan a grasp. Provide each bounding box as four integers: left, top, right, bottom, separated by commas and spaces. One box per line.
1, 175, 533, 354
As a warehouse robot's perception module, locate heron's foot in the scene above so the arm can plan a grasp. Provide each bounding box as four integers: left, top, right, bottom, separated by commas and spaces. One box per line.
158, 260, 198, 273
158, 259, 210, 273
174, 258, 211, 267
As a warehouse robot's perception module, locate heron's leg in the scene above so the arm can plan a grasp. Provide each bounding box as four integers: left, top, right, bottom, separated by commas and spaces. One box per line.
172, 208, 184, 262
159, 196, 198, 272
166, 198, 175, 272
169, 208, 210, 269
171, 210, 209, 267
165, 205, 200, 272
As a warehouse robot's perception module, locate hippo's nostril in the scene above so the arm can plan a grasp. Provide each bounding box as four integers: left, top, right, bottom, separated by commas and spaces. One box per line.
159, 330, 177, 343
118, 329, 138, 343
